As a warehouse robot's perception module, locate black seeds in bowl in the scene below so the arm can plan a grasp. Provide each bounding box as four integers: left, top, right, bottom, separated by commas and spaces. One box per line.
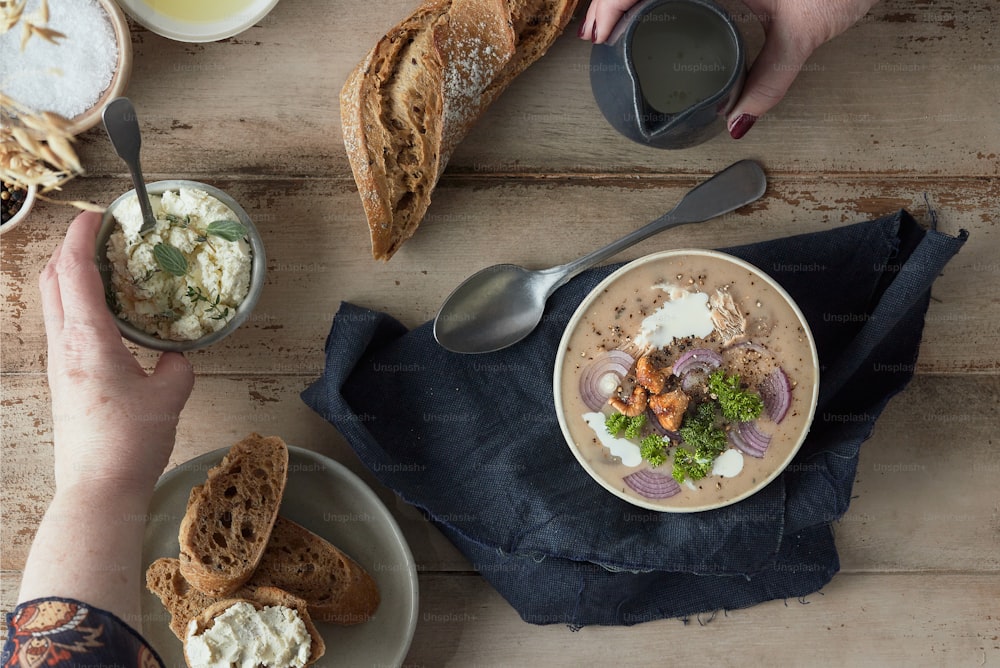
1, 181, 29, 224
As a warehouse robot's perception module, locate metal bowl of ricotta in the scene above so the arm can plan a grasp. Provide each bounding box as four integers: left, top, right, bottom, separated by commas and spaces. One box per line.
96, 179, 266, 352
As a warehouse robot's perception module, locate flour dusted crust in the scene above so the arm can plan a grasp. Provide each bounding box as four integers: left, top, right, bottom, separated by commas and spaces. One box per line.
341, 0, 578, 260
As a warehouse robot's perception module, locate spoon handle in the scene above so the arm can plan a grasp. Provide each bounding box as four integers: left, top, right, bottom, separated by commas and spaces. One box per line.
544, 159, 767, 293
102, 97, 157, 235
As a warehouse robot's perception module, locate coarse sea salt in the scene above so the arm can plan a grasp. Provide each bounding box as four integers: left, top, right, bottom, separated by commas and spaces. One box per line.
0, 0, 118, 119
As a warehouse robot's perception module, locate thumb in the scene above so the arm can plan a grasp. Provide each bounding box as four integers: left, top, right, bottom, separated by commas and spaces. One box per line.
152, 351, 195, 404
727, 28, 813, 139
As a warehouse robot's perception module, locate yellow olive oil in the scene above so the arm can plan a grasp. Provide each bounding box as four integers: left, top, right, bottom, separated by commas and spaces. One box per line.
631, 3, 737, 113
141, 0, 258, 23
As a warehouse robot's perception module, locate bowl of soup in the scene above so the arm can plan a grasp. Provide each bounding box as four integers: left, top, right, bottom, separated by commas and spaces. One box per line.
553, 249, 819, 512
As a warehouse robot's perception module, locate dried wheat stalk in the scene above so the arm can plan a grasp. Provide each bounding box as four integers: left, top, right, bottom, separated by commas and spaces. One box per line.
0, 1, 100, 211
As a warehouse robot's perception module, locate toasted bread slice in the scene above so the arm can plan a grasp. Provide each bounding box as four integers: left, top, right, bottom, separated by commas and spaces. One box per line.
147, 557, 228, 640
178, 433, 289, 596
256, 516, 380, 624
182, 586, 325, 668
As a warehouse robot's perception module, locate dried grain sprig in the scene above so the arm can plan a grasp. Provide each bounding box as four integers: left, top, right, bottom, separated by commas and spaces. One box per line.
0, 1, 97, 210
0, 0, 65, 48
0, 93, 97, 209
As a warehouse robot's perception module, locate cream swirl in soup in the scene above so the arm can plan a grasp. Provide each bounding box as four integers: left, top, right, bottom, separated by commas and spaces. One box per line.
556, 251, 818, 511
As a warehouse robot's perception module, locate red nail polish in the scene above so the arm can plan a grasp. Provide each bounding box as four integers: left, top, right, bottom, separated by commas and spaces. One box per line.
729, 113, 757, 140
591, 23, 597, 43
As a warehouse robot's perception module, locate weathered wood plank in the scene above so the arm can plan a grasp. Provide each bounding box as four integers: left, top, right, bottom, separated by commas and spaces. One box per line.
3, 569, 998, 663
0, 176, 991, 375
3, 374, 997, 575
64, 0, 1000, 180
400, 572, 1000, 667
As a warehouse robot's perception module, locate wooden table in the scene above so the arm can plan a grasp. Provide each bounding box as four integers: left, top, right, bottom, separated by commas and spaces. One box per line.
2, 0, 998, 665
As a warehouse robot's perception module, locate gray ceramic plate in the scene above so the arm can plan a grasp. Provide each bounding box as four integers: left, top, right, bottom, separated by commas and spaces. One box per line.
141, 445, 419, 667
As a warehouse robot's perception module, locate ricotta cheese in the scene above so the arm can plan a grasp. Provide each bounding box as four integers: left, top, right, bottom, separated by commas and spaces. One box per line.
185, 602, 311, 668
107, 188, 252, 340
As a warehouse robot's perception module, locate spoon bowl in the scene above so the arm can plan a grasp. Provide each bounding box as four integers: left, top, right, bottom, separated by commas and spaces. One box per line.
433, 160, 767, 354
434, 264, 556, 354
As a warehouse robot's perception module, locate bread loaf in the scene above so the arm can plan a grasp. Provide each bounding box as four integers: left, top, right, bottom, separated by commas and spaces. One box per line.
177, 433, 289, 596
341, 0, 578, 260
182, 586, 325, 668
254, 516, 380, 624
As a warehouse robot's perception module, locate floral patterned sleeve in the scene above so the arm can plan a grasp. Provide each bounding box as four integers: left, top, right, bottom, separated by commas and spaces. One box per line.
2, 598, 164, 668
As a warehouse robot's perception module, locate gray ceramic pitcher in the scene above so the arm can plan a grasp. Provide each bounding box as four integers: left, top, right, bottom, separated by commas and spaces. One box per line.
590, 0, 746, 149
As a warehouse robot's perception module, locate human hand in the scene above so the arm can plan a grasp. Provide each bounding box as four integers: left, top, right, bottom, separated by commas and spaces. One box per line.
579, 0, 880, 138
39, 211, 195, 498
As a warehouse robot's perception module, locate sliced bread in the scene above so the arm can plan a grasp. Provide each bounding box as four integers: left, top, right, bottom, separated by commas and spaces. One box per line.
182, 586, 325, 668
147, 557, 230, 640
255, 516, 380, 624
177, 433, 289, 596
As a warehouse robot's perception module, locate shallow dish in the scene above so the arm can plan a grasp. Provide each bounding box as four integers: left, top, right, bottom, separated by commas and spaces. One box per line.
95, 179, 266, 352
554, 249, 819, 512
141, 445, 419, 667
116, 0, 281, 43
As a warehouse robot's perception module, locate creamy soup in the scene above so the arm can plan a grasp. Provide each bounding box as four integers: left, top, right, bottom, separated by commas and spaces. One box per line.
556, 251, 818, 511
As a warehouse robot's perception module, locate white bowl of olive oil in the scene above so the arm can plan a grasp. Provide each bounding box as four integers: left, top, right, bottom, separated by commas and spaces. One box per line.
116, 0, 280, 43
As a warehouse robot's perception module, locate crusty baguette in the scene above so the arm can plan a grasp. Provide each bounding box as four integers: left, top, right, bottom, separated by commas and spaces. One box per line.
255, 516, 380, 624
182, 586, 325, 668
178, 433, 289, 596
341, 0, 578, 260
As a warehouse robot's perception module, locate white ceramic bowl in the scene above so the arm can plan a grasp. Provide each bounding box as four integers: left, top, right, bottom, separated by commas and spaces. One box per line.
553, 249, 820, 512
0, 183, 37, 236
115, 0, 281, 43
96, 180, 266, 352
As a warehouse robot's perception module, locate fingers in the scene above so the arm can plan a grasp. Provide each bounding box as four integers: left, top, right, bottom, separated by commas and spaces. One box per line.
152, 352, 195, 405
727, 25, 812, 139
39, 240, 65, 337
579, 0, 637, 44
52, 211, 118, 335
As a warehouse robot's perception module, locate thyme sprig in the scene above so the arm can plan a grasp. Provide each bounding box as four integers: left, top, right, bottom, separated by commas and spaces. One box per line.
185, 286, 230, 321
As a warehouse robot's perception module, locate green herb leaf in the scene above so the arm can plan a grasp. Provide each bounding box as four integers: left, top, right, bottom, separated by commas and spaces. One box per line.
674, 401, 729, 483
708, 370, 764, 422
640, 434, 669, 467
206, 219, 248, 242
605, 411, 646, 439
153, 243, 188, 277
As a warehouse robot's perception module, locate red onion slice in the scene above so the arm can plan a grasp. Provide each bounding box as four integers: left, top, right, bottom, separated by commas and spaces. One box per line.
728, 421, 771, 458
579, 350, 636, 412
672, 348, 723, 377
759, 367, 792, 424
624, 469, 682, 499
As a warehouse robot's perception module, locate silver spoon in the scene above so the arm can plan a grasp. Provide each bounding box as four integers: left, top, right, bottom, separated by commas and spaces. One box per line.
102, 97, 157, 235
433, 159, 767, 354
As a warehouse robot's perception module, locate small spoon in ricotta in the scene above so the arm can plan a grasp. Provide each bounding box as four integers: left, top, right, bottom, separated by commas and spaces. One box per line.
102, 97, 158, 236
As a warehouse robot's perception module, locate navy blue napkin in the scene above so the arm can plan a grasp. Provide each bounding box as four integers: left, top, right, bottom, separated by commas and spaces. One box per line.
302, 211, 966, 626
